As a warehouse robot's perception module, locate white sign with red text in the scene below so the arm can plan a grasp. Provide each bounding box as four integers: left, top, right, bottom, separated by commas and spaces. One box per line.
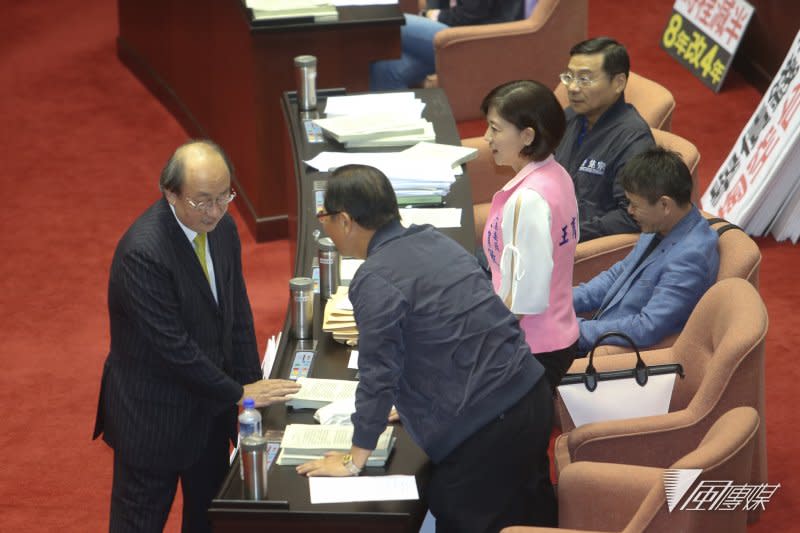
701, 28, 800, 242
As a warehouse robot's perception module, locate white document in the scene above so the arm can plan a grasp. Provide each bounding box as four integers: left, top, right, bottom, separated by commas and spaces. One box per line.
305, 152, 455, 185
402, 141, 478, 168
340, 258, 364, 283
312, 114, 428, 142
323, 92, 422, 117
334, 294, 353, 311
400, 208, 462, 228
345, 122, 436, 148
287, 377, 358, 409
262, 332, 281, 378
308, 475, 419, 504
347, 349, 359, 369
281, 424, 394, 453
314, 397, 356, 425
557, 373, 677, 428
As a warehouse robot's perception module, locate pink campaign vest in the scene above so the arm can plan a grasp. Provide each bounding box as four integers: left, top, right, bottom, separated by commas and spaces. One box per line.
483, 157, 579, 354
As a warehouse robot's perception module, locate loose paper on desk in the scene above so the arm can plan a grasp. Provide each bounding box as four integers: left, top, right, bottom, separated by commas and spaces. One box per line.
314, 397, 356, 425
287, 377, 358, 409
312, 113, 426, 141
262, 332, 281, 378
400, 208, 462, 228
402, 141, 478, 169
309, 475, 419, 504
347, 349, 359, 370
305, 152, 454, 185
340, 258, 363, 283
334, 291, 353, 311
345, 122, 435, 149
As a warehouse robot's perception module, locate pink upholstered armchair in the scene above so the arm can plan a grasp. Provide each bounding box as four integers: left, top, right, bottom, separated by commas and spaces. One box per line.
425, 0, 588, 122
502, 406, 760, 533
555, 278, 768, 523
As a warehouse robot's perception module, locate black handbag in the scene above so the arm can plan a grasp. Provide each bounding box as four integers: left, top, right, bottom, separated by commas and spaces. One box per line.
560, 331, 685, 391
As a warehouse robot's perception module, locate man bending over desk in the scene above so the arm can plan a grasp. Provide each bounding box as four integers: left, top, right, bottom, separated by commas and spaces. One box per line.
297, 164, 556, 532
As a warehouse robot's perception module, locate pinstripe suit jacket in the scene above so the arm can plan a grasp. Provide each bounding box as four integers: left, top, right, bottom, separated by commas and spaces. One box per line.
93, 198, 262, 470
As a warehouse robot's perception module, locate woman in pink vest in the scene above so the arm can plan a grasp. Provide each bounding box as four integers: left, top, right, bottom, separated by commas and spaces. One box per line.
481, 80, 579, 390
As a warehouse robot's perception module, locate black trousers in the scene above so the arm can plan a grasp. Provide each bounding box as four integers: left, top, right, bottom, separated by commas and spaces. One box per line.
534, 341, 579, 393
109, 414, 231, 533
427, 377, 557, 533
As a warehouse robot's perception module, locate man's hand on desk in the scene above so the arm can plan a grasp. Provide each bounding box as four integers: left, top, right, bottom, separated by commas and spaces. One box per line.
296, 447, 371, 477
239, 379, 301, 407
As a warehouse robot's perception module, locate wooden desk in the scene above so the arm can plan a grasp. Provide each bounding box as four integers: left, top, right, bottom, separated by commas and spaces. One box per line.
117, 0, 403, 241
208, 88, 474, 532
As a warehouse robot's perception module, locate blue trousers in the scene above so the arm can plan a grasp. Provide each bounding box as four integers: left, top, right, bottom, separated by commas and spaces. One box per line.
370, 14, 449, 90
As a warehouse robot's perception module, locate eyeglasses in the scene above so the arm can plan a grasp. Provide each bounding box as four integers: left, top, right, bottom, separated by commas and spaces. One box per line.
185, 190, 237, 213
559, 72, 601, 88
316, 210, 340, 219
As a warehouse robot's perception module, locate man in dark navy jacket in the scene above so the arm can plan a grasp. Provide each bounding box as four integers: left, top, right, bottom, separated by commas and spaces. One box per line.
555, 37, 655, 241
297, 164, 556, 533
93, 140, 299, 533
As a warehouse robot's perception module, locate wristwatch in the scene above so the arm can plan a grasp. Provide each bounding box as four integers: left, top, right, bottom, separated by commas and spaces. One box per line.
342, 454, 363, 476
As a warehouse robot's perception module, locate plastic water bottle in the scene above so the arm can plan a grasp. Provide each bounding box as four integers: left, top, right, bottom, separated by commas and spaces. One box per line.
238, 398, 262, 438
238, 398, 262, 479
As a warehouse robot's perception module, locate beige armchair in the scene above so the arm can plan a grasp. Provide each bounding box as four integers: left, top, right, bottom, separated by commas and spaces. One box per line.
554, 278, 768, 523
502, 406, 760, 533
425, 0, 587, 122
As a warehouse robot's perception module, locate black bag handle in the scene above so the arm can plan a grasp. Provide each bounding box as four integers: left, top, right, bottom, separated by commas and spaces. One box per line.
582, 331, 646, 392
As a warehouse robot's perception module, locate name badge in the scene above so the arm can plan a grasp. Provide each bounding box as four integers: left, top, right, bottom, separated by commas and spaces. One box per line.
579, 158, 607, 176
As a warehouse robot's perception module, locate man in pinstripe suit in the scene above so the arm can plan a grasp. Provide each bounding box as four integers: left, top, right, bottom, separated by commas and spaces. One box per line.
93, 140, 299, 533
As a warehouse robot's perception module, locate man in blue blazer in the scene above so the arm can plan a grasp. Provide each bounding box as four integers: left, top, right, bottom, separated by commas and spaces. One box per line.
573, 146, 719, 354
93, 140, 299, 533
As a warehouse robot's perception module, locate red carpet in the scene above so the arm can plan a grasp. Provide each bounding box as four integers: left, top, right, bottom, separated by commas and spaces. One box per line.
0, 1, 795, 531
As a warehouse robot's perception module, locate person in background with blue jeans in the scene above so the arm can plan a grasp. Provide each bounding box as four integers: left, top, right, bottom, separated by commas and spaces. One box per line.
370, 1, 525, 90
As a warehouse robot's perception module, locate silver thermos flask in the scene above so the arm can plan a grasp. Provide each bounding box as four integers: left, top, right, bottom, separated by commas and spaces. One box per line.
289, 277, 314, 339
318, 237, 340, 299
294, 55, 317, 111
241, 434, 268, 500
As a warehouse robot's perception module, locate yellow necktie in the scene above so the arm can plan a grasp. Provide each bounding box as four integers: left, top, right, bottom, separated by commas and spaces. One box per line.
193, 233, 210, 281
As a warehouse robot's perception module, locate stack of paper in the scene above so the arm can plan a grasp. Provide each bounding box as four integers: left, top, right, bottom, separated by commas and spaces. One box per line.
276, 424, 395, 466
246, 0, 338, 22
286, 377, 358, 410
314, 93, 435, 148
305, 149, 457, 201
322, 287, 358, 344
323, 92, 425, 118
401, 141, 478, 168
313, 113, 433, 148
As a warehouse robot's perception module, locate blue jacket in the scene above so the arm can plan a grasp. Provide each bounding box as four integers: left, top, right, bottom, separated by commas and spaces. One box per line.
573, 207, 719, 353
